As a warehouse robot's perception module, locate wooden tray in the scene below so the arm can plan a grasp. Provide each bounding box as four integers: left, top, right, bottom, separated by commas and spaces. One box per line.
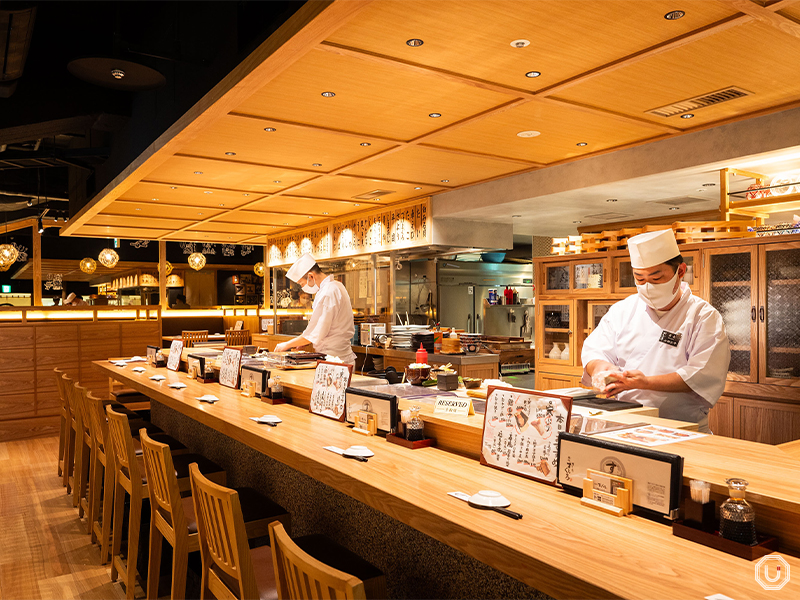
386, 433, 435, 449
672, 521, 778, 561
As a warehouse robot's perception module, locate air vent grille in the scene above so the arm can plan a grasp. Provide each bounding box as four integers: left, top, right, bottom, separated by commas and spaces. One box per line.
352, 189, 395, 200
646, 86, 751, 118
582, 212, 631, 220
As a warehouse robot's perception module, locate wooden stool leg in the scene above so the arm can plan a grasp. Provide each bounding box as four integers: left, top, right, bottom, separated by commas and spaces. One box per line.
58, 413, 66, 478
64, 425, 75, 493
99, 460, 114, 564
147, 520, 162, 600
125, 488, 143, 600
110, 481, 126, 582
88, 453, 103, 541
171, 544, 189, 600
73, 431, 84, 509
76, 440, 90, 517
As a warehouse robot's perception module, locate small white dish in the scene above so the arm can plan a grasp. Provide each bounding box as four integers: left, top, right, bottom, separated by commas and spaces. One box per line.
343, 445, 374, 458
132, 367, 146, 373
250, 415, 282, 425
149, 375, 166, 381
468, 490, 511, 508
168, 383, 187, 389
196, 394, 219, 403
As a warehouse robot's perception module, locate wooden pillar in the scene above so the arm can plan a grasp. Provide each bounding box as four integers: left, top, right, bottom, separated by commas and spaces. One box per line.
263, 245, 269, 309
159, 241, 168, 310
32, 224, 41, 306
388, 251, 396, 332
720, 168, 730, 221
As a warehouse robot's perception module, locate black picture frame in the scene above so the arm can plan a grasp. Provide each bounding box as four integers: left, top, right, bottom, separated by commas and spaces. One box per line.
344, 387, 398, 434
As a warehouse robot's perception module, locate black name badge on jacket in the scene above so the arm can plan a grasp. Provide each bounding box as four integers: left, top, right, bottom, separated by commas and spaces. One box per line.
659, 330, 682, 347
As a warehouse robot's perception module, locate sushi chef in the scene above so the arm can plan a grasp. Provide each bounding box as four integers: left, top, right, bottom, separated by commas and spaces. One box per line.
274, 253, 356, 365
581, 229, 730, 432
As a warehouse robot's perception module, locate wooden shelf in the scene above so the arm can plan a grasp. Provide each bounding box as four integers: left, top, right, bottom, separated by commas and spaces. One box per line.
730, 345, 751, 352
770, 279, 800, 285
770, 347, 800, 354
711, 281, 750, 287
544, 327, 570, 333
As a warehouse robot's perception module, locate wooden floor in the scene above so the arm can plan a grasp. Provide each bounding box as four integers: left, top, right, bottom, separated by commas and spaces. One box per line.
0, 435, 127, 600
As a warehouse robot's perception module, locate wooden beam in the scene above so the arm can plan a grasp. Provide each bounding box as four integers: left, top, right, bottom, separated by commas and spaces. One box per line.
32, 224, 41, 306
729, 167, 768, 181
62, 0, 375, 236
720, 168, 731, 221
159, 241, 168, 311
726, 0, 800, 39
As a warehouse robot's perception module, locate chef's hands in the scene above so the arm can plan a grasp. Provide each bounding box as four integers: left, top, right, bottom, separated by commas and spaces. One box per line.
602, 369, 650, 396
274, 341, 291, 352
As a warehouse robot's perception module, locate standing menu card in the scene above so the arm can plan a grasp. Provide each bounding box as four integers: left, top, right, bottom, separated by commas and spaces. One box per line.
166, 340, 183, 372
219, 347, 243, 389
480, 386, 572, 485
309, 361, 353, 421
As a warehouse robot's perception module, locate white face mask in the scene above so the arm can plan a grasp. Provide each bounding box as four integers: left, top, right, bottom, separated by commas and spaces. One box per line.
301, 274, 319, 295
636, 270, 680, 310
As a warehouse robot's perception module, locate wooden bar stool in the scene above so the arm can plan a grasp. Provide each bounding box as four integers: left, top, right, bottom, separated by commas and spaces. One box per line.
61, 373, 78, 494
140, 430, 290, 600
182, 330, 208, 349
225, 329, 251, 346
106, 406, 226, 599
70, 382, 93, 518
54, 367, 69, 480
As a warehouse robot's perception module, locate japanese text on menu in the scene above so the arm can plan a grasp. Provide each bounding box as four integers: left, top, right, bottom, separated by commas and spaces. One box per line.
309, 363, 350, 420
481, 389, 569, 483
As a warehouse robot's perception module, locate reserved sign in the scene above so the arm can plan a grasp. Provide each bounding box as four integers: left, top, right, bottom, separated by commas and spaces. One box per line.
434, 397, 474, 416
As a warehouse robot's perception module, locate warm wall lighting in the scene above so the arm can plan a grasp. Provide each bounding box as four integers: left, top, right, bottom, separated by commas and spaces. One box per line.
0, 244, 19, 267
98, 248, 119, 268
188, 252, 206, 271
80, 257, 97, 274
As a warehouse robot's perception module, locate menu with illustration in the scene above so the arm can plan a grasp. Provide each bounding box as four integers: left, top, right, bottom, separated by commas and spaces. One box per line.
309, 361, 353, 421
480, 386, 572, 485
219, 347, 243, 389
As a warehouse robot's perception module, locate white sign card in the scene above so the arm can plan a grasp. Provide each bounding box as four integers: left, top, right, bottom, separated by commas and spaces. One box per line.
480, 386, 572, 485
594, 424, 706, 447
309, 361, 353, 421
345, 388, 397, 433
234, 320, 244, 331
219, 347, 243, 389
166, 340, 183, 372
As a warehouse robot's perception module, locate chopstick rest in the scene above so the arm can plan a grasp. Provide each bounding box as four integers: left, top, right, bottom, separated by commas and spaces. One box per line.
168, 382, 187, 389
196, 394, 219, 403
149, 374, 166, 381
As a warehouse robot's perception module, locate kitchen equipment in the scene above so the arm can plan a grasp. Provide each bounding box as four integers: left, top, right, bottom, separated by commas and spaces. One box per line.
360, 323, 386, 346
483, 304, 533, 338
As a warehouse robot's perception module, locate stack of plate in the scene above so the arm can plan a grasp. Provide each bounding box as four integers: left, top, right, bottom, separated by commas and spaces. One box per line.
411, 331, 435, 354
390, 325, 429, 349
459, 333, 483, 355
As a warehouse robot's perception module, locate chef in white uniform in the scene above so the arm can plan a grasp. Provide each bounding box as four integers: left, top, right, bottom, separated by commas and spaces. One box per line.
274, 253, 356, 365
581, 229, 730, 432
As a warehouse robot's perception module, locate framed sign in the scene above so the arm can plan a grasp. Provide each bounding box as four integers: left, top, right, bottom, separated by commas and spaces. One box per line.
557, 432, 684, 519
309, 361, 353, 421
480, 386, 572, 486
345, 387, 397, 433
234, 320, 244, 331
219, 347, 243, 389
146, 345, 159, 364
241, 365, 269, 396
166, 340, 183, 372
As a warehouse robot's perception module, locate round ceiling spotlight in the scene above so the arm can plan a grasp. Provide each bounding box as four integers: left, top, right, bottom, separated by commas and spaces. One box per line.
606, 198, 618, 203
510, 39, 531, 48
188, 252, 206, 271
681, 113, 695, 119
225, 151, 236, 156
321, 91, 336, 97
26, 198, 32, 207
170, 186, 178, 190
669, 206, 680, 211
194, 171, 203, 175
517, 130, 541, 138
414, 187, 422, 190
576, 142, 588, 147
264, 127, 276, 132
111, 68, 125, 79
573, 220, 582, 224
429, 112, 442, 118
79, 257, 97, 274
664, 10, 685, 20
512, 215, 522, 218
406, 38, 424, 47
274, 180, 282, 184
98, 248, 119, 268
441, 179, 449, 183
67, 57, 165, 90
525, 71, 541, 78
322, 212, 329, 215
204, 191, 213, 194
312, 163, 322, 167
254, 262, 265, 277
360, 142, 371, 146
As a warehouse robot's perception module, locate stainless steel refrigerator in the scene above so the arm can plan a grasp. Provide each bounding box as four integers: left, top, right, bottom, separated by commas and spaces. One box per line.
437, 261, 533, 334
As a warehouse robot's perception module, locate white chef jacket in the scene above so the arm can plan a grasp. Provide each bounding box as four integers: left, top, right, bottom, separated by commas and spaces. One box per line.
301, 276, 356, 364
580, 283, 730, 424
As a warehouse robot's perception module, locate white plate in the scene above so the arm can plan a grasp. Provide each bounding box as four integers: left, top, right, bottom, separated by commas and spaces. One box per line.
342, 445, 375, 458
251, 415, 282, 424
468, 490, 511, 508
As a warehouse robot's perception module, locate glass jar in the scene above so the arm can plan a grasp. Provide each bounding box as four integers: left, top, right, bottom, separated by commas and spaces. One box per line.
719, 478, 757, 545
405, 406, 425, 441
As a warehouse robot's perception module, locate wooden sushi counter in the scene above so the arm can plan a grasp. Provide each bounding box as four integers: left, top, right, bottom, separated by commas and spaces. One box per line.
94, 358, 800, 599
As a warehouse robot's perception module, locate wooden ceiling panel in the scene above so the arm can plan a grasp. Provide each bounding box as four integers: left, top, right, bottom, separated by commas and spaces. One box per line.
182, 114, 398, 170
188, 218, 322, 234
242, 197, 363, 217
145, 155, 315, 192
427, 100, 666, 163
344, 146, 526, 186
556, 21, 800, 128
291, 175, 442, 201
120, 182, 261, 210
75, 225, 175, 239
91, 214, 198, 231
326, 0, 738, 92
236, 50, 515, 141
162, 230, 256, 244
102, 201, 226, 221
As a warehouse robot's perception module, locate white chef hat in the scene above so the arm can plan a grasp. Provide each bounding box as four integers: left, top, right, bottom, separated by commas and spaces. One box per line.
286, 253, 316, 283
65, 292, 76, 304
628, 229, 680, 269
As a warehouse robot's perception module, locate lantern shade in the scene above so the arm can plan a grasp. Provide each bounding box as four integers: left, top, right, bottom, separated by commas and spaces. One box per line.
166, 261, 173, 275
79, 257, 97, 274
0, 262, 11, 272
188, 252, 206, 271
254, 262, 265, 277
0, 244, 19, 267
98, 248, 119, 268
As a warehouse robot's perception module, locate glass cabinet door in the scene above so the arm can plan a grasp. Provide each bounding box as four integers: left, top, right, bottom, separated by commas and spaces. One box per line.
705, 248, 757, 382
544, 263, 571, 294
613, 250, 700, 296
587, 302, 614, 333
572, 260, 607, 293
761, 243, 800, 386
538, 301, 574, 366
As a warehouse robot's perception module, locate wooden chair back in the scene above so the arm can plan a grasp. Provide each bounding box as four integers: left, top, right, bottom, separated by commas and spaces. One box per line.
269, 522, 366, 600
86, 390, 109, 453
54, 367, 67, 411
139, 429, 187, 536
71, 381, 91, 437
182, 330, 209, 348
225, 329, 251, 346
189, 463, 257, 600
106, 405, 141, 488
62, 373, 77, 421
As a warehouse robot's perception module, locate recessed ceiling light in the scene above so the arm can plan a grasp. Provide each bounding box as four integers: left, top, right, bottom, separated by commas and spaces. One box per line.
512, 215, 522, 218
322, 212, 329, 215
204, 191, 213, 194
681, 113, 694, 119
243, 193, 250, 196
429, 113, 442, 118
576, 142, 588, 147
170, 186, 177, 190
414, 187, 422, 190
264, 127, 276, 132
274, 180, 281, 184
510, 39, 530, 48
573, 220, 582, 224
517, 130, 540, 138
111, 68, 125, 79
525, 71, 541, 78
307, 216, 313, 219
219, 203, 225, 207
194, 171, 203, 175
321, 91, 335, 97
669, 206, 680, 211
312, 163, 322, 167
406, 38, 424, 47
606, 198, 618, 202
703, 183, 716, 187
441, 179, 449, 183
284, 222, 289, 225
135, 208, 141, 211
664, 10, 685, 20
696, 188, 705, 192
353, 203, 361, 206
152, 198, 159, 201
225, 152, 236, 156
198, 212, 203, 216
360, 142, 371, 146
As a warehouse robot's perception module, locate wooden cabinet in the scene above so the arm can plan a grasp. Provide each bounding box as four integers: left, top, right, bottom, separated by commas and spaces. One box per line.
733, 398, 800, 445
536, 300, 584, 368
536, 371, 579, 391
612, 250, 700, 297
708, 396, 734, 437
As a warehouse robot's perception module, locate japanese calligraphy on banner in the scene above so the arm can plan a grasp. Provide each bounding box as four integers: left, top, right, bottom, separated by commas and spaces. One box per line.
266, 198, 431, 266
480, 386, 572, 486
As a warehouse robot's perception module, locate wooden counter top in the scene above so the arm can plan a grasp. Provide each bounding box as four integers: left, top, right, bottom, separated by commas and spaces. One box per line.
95, 360, 800, 599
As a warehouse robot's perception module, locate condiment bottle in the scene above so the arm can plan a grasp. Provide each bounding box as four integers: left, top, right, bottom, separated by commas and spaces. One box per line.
405, 406, 425, 441
719, 478, 757, 545
415, 343, 428, 365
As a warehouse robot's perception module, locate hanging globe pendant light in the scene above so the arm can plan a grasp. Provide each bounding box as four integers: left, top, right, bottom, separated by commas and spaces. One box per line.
80, 257, 97, 274
0, 244, 19, 267
98, 248, 119, 268
253, 262, 265, 277
188, 252, 206, 271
